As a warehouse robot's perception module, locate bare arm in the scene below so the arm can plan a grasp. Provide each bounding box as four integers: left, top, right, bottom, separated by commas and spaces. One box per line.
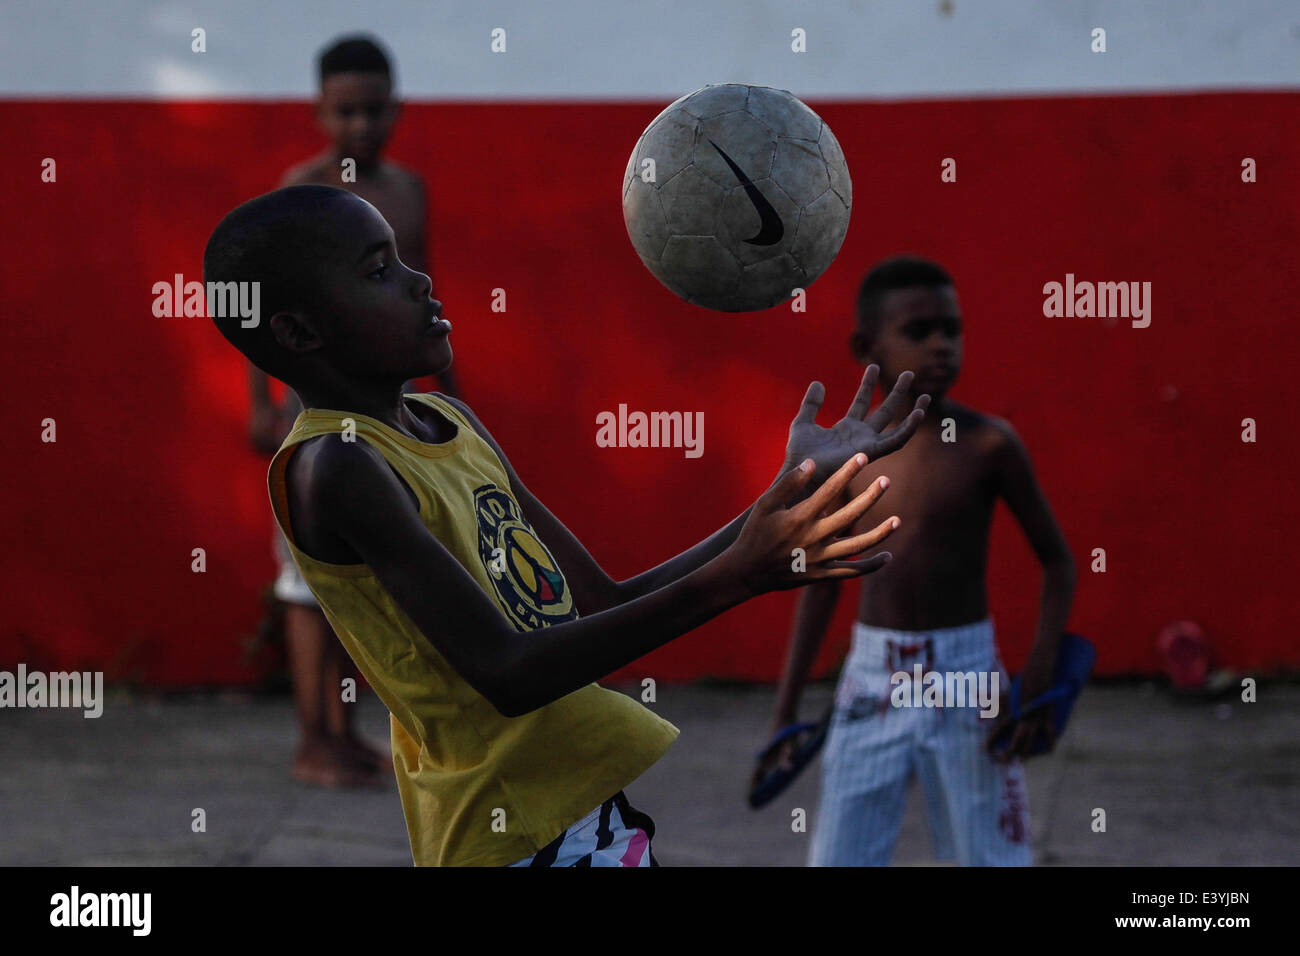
443, 394, 763, 615
616, 368, 923, 599
465, 414, 760, 614
441, 368, 922, 613
439, 395, 625, 615
994, 422, 1075, 664
988, 421, 1076, 757
304, 436, 896, 718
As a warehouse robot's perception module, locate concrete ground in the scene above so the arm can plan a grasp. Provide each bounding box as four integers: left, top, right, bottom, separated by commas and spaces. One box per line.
1, 681, 1296, 866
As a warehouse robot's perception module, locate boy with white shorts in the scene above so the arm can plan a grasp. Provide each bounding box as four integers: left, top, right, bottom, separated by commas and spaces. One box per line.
768, 257, 1076, 866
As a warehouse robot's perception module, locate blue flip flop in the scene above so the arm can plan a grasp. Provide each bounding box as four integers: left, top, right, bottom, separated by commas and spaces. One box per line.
747, 706, 832, 809
991, 632, 1095, 757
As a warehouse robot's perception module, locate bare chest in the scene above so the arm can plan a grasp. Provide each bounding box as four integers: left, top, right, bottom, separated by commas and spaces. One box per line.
350, 181, 425, 252
852, 434, 997, 535
298, 165, 425, 252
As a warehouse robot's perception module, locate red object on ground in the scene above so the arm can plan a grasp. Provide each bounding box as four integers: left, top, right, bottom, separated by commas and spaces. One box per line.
1158, 621, 1210, 690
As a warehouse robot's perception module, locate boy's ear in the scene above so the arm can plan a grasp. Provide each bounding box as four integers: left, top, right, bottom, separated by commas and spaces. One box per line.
269, 311, 324, 355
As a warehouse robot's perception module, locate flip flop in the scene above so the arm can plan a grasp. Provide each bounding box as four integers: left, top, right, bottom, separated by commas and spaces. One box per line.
747, 706, 832, 809
990, 632, 1095, 757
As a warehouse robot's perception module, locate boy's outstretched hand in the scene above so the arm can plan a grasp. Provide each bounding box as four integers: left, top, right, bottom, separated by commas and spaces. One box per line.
784, 366, 930, 488
726, 452, 899, 597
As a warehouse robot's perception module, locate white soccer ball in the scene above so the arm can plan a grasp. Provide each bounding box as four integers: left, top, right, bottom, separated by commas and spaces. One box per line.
622, 83, 852, 312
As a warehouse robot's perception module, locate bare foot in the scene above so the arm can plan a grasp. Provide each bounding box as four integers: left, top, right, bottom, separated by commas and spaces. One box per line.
292, 738, 387, 789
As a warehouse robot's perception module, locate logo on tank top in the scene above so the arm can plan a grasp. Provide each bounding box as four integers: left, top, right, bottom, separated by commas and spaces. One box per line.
473, 484, 578, 631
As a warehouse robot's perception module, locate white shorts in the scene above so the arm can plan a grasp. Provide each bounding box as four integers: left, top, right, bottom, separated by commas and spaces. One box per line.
810, 619, 1032, 867
507, 791, 659, 867
273, 530, 320, 608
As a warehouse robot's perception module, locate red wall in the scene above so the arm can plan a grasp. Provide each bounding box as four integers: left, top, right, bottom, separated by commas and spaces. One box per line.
2, 93, 1296, 686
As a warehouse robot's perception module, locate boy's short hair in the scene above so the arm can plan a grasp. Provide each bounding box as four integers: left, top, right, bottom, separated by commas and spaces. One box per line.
852, 255, 954, 358
203, 185, 355, 379
318, 35, 394, 86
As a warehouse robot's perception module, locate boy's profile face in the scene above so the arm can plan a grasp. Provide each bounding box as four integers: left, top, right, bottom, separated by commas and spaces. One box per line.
869, 285, 963, 398
280, 196, 450, 382
316, 72, 400, 168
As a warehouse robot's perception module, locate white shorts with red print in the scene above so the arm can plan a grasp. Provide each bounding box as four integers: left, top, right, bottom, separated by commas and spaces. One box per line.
810, 619, 1032, 866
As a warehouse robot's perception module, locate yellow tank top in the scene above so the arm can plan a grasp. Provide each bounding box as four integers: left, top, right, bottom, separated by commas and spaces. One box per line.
267, 393, 679, 866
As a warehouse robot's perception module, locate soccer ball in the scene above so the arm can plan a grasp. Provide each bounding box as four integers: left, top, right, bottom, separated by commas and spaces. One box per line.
622, 83, 852, 312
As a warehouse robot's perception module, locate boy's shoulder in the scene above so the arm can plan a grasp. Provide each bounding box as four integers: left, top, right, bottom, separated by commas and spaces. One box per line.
279, 152, 336, 187
943, 401, 1024, 458
420, 393, 522, 482
382, 159, 426, 191
430, 390, 469, 413
356, 158, 426, 195
276, 155, 424, 192
426, 392, 486, 439
285, 428, 387, 490
278, 428, 413, 563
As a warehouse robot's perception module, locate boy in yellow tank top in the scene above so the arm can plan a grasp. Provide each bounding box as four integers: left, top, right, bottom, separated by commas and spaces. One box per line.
204, 185, 931, 866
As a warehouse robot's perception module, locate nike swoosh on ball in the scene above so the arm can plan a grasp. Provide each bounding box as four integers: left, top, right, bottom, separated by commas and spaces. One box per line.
709, 139, 785, 246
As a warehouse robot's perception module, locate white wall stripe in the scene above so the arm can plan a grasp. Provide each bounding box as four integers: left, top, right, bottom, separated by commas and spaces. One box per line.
1, 0, 1296, 100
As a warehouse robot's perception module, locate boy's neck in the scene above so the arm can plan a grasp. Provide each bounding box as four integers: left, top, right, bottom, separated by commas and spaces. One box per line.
327, 146, 384, 178
296, 381, 412, 432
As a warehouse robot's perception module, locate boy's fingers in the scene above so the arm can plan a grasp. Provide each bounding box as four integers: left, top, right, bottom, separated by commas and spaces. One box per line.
813, 476, 890, 540
985, 718, 1005, 747
820, 551, 892, 578
989, 731, 1011, 761
864, 370, 916, 432
800, 453, 867, 517
792, 381, 826, 425
872, 404, 928, 457
843, 365, 880, 420
819, 516, 898, 561
986, 712, 1014, 752
761, 459, 816, 512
